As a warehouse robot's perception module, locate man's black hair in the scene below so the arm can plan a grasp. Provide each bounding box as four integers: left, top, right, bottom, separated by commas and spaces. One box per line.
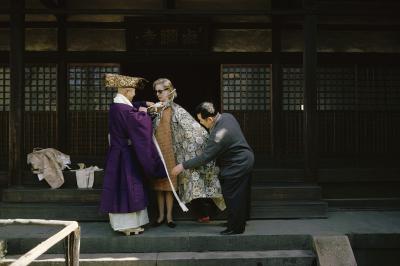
195, 102, 217, 119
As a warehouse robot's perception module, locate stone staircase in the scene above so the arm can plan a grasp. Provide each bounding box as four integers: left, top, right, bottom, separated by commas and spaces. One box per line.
0, 168, 327, 221
0, 221, 316, 266
318, 168, 400, 210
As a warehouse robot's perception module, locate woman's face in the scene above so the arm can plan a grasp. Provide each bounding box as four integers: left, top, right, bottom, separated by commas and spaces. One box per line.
155, 84, 169, 102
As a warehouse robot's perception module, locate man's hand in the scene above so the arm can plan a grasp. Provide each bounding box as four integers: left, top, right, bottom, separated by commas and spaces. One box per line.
138, 106, 147, 112
171, 164, 184, 178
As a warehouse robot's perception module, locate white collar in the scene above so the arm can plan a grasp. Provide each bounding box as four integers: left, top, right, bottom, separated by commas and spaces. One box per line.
113, 93, 133, 107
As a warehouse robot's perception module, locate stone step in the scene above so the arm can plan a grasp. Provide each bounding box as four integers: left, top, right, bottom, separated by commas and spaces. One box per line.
0, 203, 108, 221
326, 197, 400, 210
251, 185, 321, 201
1, 250, 315, 266
2, 185, 322, 203
3, 222, 312, 254
252, 169, 306, 183
322, 181, 400, 199
0, 199, 328, 221
251, 201, 328, 219
318, 168, 400, 182
2, 188, 102, 203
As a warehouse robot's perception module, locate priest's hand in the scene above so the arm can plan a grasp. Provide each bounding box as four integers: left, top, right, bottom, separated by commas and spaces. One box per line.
172, 164, 184, 178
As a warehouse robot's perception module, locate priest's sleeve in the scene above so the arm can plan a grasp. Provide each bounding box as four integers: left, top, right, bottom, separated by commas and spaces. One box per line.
125, 109, 167, 179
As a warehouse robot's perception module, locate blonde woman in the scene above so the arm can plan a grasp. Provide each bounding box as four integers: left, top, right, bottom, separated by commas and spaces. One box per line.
150, 78, 225, 228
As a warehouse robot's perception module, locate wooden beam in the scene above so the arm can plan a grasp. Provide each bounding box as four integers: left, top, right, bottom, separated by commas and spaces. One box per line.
303, 0, 318, 180
271, 16, 283, 162
22, 51, 273, 63
163, 0, 175, 9
9, 0, 25, 187
56, 14, 68, 153
0, 8, 301, 16
315, 1, 398, 16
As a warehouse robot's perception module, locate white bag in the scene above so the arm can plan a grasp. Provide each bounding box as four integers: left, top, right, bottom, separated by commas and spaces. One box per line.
74, 166, 102, 189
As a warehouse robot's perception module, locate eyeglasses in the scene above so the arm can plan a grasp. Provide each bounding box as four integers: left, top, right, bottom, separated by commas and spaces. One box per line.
155, 88, 168, 94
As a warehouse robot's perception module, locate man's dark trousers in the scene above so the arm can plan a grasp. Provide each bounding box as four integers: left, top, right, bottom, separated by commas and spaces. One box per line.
221, 173, 251, 233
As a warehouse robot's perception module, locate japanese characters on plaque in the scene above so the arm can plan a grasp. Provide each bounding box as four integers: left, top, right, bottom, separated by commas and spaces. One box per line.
129, 22, 209, 51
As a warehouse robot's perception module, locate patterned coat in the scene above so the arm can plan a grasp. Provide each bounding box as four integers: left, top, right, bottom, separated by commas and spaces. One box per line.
153, 102, 226, 210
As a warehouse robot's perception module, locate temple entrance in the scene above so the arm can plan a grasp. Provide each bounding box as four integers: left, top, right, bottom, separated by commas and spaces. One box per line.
122, 62, 221, 116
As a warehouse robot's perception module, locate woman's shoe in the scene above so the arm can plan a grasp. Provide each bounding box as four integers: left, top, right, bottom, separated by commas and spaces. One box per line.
197, 216, 210, 223
152, 219, 164, 227
166, 221, 176, 228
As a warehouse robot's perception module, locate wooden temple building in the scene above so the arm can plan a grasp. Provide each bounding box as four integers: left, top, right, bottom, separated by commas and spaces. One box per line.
0, 0, 399, 221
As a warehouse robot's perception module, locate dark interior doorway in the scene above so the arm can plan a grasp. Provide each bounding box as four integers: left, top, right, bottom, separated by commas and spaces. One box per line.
122, 62, 221, 116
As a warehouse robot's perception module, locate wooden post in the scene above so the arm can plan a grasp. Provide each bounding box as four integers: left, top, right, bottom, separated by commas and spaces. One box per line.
57, 13, 68, 153
9, 0, 25, 186
64, 228, 80, 266
271, 16, 283, 164
64, 233, 71, 265
71, 227, 81, 266
303, 0, 318, 180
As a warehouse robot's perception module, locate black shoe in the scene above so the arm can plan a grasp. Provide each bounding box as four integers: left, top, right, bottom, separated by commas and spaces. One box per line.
152, 219, 164, 227
220, 228, 231, 234
167, 221, 176, 228
219, 229, 244, 235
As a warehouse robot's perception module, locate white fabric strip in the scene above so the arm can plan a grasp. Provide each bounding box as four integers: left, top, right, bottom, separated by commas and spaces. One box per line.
152, 135, 189, 212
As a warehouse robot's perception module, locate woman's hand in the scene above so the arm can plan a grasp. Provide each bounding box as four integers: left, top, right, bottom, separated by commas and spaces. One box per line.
146, 101, 155, 107
138, 106, 148, 112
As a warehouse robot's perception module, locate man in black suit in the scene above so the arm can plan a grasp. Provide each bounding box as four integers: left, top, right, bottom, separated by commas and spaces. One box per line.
172, 102, 254, 235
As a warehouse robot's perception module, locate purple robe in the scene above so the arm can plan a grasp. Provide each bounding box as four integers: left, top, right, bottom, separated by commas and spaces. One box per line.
100, 103, 166, 214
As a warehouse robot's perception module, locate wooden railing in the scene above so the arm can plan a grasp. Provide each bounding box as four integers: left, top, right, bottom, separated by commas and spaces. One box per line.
0, 219, 80, 266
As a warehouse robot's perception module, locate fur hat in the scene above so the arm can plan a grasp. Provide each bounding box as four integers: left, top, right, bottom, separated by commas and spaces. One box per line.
104, 73, 147, 89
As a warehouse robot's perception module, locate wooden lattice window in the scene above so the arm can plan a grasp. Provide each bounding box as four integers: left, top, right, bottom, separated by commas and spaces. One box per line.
317, 67, 356, 111
384, 68, 400, 111
68, 64, 120, 158
0, 66, 10, 112
282, 67, 303, 111
23, 65, 58, 155
68, 65, 119, 111
0, 66, 10, 170
357, 66, 400, 111
220, 64, 271, 153
24, 65, 57, 111
221, 65, 271, 111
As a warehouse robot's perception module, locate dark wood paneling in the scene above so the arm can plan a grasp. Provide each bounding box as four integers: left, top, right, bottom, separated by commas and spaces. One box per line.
68, 111, 108, 157
0, 112, 8, 170
282, 111, 304, 154
230, 111, 271, 153
23, 112, 57, 155
9, 0, 25, 186
303, 0, 318, 179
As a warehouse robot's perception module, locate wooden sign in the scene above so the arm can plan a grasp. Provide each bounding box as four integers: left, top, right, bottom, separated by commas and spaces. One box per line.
127, 19, 209, 52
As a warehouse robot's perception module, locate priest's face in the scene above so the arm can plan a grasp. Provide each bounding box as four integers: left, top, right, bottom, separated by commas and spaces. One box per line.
155, 84, 169, 102
125, 87, 136, 101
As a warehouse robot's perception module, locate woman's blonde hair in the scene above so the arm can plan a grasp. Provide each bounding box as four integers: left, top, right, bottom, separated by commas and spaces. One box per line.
153, 78, 178, 100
